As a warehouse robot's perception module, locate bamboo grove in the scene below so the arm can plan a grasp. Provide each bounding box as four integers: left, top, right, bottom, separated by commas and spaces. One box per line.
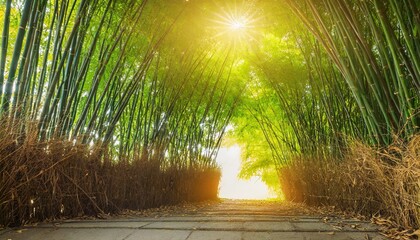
231, 0, 420, 230
240, 0, 419, 162
0, 0, 242, 226
0, 0, 240, 158
1, 0, 419, 232
289, 0, 420, 146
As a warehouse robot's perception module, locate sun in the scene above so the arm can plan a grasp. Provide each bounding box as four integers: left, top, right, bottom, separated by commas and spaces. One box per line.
214, 14, 253, 39
210, 2, 261, 46
229, 18, 247, 30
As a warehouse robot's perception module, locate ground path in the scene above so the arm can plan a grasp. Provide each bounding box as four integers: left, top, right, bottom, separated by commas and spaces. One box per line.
0, 199, 387, 240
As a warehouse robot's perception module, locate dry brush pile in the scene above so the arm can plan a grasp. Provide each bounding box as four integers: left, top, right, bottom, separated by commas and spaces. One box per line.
0, 125, 221, 227
279, 136, 420, 230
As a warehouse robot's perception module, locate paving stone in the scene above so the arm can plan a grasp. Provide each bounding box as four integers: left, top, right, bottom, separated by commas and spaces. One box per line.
243, 232, 304, 240
0, 228, 135, 240
0, 228, 54, 240
143, 221, 201, 229
125, 229, 191, 240
292, 221, 336, 231
198, 221, 244, 230
56, 221, 150, 228
291, 218, 322, 222
342, 232, 388, 240
242, 221, 294, 231
0, 229, 11, 236
186, 230, 242, 240
301, 232, 354, 240
241, 232, 272, 240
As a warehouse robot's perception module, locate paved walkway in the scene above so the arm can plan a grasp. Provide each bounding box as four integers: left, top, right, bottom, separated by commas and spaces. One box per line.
0, 200, 387, 240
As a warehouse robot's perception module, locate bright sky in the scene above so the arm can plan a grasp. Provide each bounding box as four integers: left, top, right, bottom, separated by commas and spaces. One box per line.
216, 145, 275, 199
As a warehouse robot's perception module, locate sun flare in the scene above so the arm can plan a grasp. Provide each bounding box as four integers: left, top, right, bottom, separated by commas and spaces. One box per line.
210, 2, 261, 46
229, 19, 246, 30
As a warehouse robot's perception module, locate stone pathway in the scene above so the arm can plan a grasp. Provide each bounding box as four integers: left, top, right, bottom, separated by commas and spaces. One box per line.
0, 200, 388, 240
